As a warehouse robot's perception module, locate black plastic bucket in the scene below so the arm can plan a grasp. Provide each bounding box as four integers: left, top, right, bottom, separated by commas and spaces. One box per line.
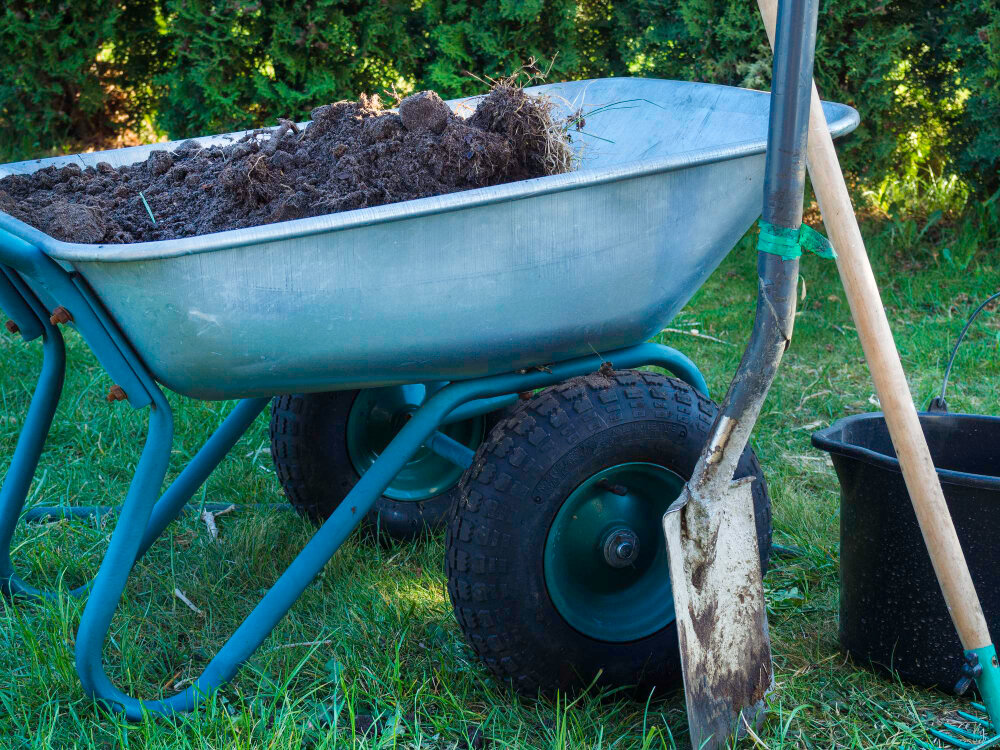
812, 411, 1000, 690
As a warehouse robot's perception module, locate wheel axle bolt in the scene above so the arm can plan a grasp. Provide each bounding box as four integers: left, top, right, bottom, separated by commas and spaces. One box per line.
603, 528, 639, 568
50, 306, 72, 325
616, 541, 635, 559
107, 385, 127, 402
4, 320, 18, 334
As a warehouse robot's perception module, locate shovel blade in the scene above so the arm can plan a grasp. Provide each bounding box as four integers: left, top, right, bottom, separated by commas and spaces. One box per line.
664, 478, 773, 750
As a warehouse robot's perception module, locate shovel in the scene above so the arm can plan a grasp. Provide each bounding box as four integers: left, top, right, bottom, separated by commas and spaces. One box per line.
662, 1, 821, 747
752, 0, 1000, 746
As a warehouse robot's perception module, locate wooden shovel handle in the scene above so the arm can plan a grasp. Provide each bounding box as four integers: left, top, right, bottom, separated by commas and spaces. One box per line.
757, 0, 992, 651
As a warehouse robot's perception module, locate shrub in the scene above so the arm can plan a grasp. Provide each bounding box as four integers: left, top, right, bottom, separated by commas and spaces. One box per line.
611, 0, 931, 186
0, 1, 165, 162
155, 0, 424, 139
417, 0, 595, 97
911, 0, 1000, 197
2, 0, 998, 201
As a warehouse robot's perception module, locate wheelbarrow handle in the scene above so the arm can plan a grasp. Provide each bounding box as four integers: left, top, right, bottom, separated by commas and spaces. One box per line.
0, 221, 48, 277
756, 0, 996, 669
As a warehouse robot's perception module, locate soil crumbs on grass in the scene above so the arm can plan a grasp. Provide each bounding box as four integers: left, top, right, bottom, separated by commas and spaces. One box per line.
0, 86, 572, 244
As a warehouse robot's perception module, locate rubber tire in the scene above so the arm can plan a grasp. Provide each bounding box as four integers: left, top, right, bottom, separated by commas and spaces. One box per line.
269, 391, 511, 541
446, 369, 771, 696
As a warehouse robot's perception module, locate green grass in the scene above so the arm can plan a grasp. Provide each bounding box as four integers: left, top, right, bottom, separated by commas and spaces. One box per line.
0, 207, 998, 749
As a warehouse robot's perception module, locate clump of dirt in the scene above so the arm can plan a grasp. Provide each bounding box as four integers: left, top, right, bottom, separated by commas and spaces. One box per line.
0, 85, 573, 244
468, 84, 573, 177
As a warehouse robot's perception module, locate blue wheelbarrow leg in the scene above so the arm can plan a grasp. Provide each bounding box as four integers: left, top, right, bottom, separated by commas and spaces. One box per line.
0, 266, 269, 599
134, 397, 269, 561
0, 304, 66, 598
75, 377, 469, 718
72, 342, 707, 719
0, 391, 266, 600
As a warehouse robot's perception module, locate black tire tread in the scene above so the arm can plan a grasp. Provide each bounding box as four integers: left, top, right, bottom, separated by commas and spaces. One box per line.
270, 393, 350, 521
445, 369, 771, 695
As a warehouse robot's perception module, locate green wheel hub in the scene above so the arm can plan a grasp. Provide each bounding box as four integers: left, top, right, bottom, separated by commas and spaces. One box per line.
346, 384, 484, 502
543, 462, 685, 642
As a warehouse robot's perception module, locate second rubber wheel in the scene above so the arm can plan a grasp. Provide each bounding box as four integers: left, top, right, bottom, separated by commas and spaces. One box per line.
269, 385, 510, 540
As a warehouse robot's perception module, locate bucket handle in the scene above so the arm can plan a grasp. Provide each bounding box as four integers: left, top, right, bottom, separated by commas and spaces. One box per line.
928, 289, 1000, 412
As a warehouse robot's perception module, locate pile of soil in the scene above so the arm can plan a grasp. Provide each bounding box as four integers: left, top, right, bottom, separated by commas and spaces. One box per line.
0, 86, 572, 244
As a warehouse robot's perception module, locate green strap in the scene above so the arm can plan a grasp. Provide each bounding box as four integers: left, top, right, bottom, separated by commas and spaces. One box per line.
757, 219, 836, 260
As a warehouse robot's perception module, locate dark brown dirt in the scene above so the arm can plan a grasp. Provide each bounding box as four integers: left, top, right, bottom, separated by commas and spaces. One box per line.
0, 86, 571, 244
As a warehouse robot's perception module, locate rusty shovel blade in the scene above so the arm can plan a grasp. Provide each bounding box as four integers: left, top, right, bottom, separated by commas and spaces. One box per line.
663, 477, 773, 750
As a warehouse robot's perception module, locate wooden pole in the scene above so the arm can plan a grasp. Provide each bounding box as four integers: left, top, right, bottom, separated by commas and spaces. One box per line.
756, 0, 992, 651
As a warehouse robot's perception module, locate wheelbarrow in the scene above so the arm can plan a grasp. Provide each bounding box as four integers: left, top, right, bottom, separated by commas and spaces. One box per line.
0, 77, 858, 719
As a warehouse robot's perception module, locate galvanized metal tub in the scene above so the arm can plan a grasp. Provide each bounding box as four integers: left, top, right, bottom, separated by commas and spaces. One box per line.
0, 78, 858, 400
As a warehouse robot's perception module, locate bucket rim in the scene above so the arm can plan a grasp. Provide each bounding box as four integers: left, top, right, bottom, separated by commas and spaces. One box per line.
812, 411, 1000, 491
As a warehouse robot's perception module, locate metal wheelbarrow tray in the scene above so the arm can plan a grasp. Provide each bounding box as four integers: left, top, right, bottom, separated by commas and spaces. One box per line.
0, 77, 857, 720
1, 78, 856, 400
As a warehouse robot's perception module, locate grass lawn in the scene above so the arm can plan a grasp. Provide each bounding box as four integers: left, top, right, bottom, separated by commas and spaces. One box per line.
0, 210, 997, 748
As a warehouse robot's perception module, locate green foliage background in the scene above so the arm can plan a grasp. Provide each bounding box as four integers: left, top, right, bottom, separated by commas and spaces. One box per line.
0, 1, 166, 159
1, 0, 997, 198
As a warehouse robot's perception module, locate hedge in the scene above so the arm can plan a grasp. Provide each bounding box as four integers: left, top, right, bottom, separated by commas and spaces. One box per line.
0, 1, 997, 197
155, 0, 424, 139
911, 0, 1000, 196
0, 1, 166, 160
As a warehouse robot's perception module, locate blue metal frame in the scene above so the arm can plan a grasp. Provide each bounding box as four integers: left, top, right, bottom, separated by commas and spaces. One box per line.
0, 271, 272, 600
0, 269, 43, 342
0, 232, 709, 719
424, 430, 477, 469
0, 275, 65, 598
74, 343, 705, 719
